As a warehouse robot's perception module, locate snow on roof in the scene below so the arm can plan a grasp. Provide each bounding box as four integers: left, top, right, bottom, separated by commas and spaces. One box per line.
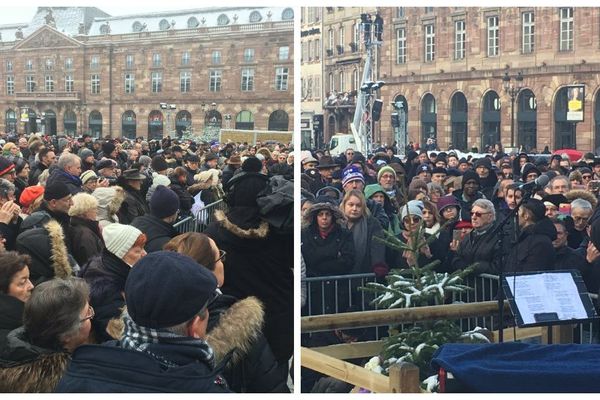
87, 7, 294, 36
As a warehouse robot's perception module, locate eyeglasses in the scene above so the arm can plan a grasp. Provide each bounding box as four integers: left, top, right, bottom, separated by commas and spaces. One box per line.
80, 305, 95, 322
403, 216, 422, 224
582, 175, 593, 180
211, 249, 226, 266
471, 211, 491, 218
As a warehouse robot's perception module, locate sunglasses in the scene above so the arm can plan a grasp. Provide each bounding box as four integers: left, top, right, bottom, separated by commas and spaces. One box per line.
403, 216, 422, 224
583, 175, 593, 180
211, 249, 226, 266
470, 211, 490, 218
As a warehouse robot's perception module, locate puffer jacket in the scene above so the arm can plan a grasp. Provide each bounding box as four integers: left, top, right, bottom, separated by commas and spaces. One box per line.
0, 327, 70, 392
92, 186, 126, 229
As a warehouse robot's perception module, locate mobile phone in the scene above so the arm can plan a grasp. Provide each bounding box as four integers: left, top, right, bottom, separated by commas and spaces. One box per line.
453, 229, 464, 243
590, 180, 600, 191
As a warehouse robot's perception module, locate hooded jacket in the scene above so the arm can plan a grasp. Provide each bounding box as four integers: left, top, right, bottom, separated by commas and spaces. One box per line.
506, 218, 557, 273
68, 216, 104, 266
15, 220, 74, 285
0, 327, 70, 392
93, 186, 126, 228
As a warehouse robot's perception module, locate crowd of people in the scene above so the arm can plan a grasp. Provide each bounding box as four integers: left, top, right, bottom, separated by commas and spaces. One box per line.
301, 144, 600, 314
0, 132, 293, 392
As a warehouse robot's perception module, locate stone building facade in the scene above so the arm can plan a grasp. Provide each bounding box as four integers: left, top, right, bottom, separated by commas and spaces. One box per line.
0, 7, 294, 139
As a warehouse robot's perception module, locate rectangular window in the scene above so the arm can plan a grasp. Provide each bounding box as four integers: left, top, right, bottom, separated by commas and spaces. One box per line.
275, 67, 288, 91
26, 76, 35, 92
181, 51, 191, 66
328, 29, 334, 52
308, 40, 313, 60
338, 26, 344, 48
180, 71, 191, 93
90, 56, 99, 69
125, 73, 135, 94
212, 51, 221, 65
65, 75, 73, 92
209, 70, 222, 92
559, 7, 573, 51
353, 23, 360, 51
302, 42, 307, 62
45, 75, 54, 92
338, 71, 345, 92
315, 39, 321, 60
151, 72, 162, 93
64, 58, 73, 70
522, 12, 535, 53
424, 24, 435, 62
487, 16, 499, 57
397, 7, 405, 18
314, 75, 321, 99
152, 53, 161, 68
241, 68, 254, 91
26, 60, 33, 70
279, 46, 289, 60
6, 60, 12, 72
45, 59, 54, 70
6, 76, 14, 95
125, 55, 134, 69
244, 48, 254, 62
396, 28, 406, 64
454, 20, 466, 60
90, 74, 100, 94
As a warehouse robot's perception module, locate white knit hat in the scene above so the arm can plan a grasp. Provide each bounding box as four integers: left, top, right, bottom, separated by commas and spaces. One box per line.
102, 223, 143, 259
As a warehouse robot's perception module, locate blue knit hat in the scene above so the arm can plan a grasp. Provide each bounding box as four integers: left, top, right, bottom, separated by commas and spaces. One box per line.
150, 185, 180, 219
342, 166, 365, 187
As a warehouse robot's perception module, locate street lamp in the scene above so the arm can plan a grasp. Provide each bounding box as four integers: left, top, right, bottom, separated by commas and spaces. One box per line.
160, 102, 176, 137
502, 71, 523, 149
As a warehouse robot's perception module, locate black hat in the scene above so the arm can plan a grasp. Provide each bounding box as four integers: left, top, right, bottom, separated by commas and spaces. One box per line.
96, 159, 115, 170
171, 145, 183, 152
44, 181, 71, 201
121, 169, 146, 180
204, 153, 218, 162
474, 157, 492, 170
0, 156, 15, 176
431, 166, 447, 175
241, 156, 263, 173
150, 185, 180, 219
522, 198, 547, 222
578, 166, 593, 175
151, 155, 168, 172
351, 152, 366, 166
458, 157, 469, 165
226, 171, 269, 208
462, 170, 480, 188
102, 141, 116, 156
417, 163, 432, 174
543, 194, 568, 208
125, 251, 218, 329
551, 154, 562, 162
184, 153, 200, 163
522, 163, 541, 178
316, 155, 339, 169
592, 158, 600, 167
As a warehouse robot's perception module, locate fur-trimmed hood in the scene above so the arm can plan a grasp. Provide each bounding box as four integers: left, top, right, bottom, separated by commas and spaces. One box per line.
214, 209, 269, 239
206, 296, 264, 366
565, 189, 598, 209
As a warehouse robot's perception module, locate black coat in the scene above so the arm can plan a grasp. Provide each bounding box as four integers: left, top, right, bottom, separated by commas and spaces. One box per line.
117, 183, 149, 225
131, 214, 178, 253
204, 209, 293, 363
46, 168, 83, 195
169, 179, 194, 216
450, 224, 502, 275
80, 249, 129, 343
0, 294, 23, 352
28, 161, 48, 186
68, 216, 104, 266
0, 216, 22, 252
207, 294, 289, 393
553, 245, 587, 271
506, 218, 557, 273
452, 189, 486, 222
301, 224, 355, 277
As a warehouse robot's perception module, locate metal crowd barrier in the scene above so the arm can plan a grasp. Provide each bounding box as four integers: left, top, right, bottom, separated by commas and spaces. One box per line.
301, 272, 599, 344
173, 199, 227, 234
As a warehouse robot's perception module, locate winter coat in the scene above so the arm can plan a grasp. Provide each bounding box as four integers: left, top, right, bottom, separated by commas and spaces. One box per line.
221, 165, 238, 187
450, 223, 502, 275
131, 214, 178, 253
207, 295, 289, 393
92, 186, 126, 229
117, 183, 149, 225
347, 215, 387, 275
55, 341, 231, 393
0, 294, 23, 352
0, 327, 70, 392
168, 179, 194, 216
46, 168, 83, 195
28, 161, 48, 186
13, 177, 27, 206
553, 246, 587, 271
204, 209, 293, 363
479, 172, 498, 201
506, 218, 557, 273
0, 216, 22, 251
15, 220, 74, 285
301, 224, 355, 277
80, 249, 129, 343
452, 189, 486, 222
68, 216, 104, 266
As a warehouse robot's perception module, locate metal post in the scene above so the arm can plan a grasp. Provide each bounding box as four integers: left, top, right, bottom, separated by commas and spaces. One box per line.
510, 94, 516, 149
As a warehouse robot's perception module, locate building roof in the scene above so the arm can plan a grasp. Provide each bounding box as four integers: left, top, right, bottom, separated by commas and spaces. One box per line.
87, 7, 294, 36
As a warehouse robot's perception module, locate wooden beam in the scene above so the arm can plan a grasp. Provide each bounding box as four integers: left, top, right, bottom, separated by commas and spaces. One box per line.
311, 340, 384, 360
301, 347, 390, 393
388, 362, 420, 393
302, 301, 511, 333
541, 324, 574, 344
491, 326, 542, 342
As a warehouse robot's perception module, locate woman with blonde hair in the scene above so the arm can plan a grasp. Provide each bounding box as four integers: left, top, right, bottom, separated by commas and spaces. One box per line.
68, 193, 104, 266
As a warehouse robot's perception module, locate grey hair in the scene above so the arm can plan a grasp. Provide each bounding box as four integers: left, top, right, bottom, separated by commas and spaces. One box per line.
0, 178, 15, 199
548, 175, 571, 191
163, 308, 208, 337
472, 198, 496, 221
427, 182, 444, 195
57, 153, 81, 170
571, 198, 593, 211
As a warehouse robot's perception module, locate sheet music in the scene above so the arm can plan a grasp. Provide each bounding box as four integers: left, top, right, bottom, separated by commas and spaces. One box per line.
506, 272, 588, 325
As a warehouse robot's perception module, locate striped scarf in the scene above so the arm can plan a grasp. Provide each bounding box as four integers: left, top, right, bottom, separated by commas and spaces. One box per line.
120, 312, 215, 369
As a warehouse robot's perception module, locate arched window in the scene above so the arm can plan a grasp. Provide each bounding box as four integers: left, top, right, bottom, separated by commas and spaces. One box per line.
5, 109, 16, 133
595, 91, 600, 152
481, 91, 501, 150
421, 94, 437, 147
89, 110, 102, 138
282, 8, 294, 20
393, 95, 409, 147
187, 17, 199, 28
268, 110, 289, 131
235, 110, 254, 130
450, 92, 468, 151
159, 19, 170, 31
122, 110, 136, 139
64, 110, 77, 135
175, 110, 192, 137
554, 87, 577, 150
132, 21, 143, 32
205, 110, 222, 127
148, 110, 163, 140
217, 14, 230, 26
249, 11, 262, 23
517, 89, 537, 152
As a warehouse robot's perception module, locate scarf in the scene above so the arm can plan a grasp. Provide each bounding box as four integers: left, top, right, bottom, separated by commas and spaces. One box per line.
120, 312, 215, 369
348, 217, 369, 273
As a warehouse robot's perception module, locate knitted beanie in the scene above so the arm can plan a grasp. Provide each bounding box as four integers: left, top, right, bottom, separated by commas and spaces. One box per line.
377, 165, 397, 182
151, 155, 168, 172
102, 141, 116, 156
0, 156, 15, 176
462, 170, 481, 188
150, 185, 180, 219
342, 166, 365, 187
103, 223, 143, 259
44, 181, 71, 201
400, 200, 424, 220
80, 170, 98, 185
78, 148, 94, 160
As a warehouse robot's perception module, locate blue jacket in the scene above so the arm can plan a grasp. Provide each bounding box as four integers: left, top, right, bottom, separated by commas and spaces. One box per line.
55, 342, 231, 393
